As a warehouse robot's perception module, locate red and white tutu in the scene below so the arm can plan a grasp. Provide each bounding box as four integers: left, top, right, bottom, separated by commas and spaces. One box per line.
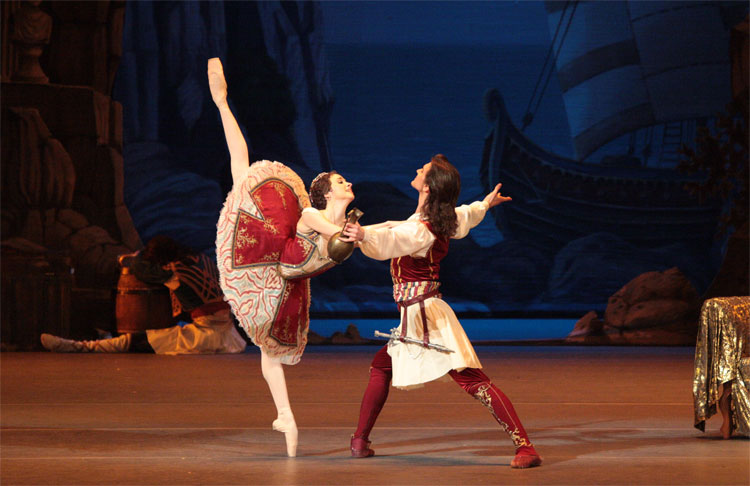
216, 160, 323, 365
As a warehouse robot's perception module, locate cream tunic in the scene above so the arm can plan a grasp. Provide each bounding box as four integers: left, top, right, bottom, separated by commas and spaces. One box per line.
359, 201, 489, 389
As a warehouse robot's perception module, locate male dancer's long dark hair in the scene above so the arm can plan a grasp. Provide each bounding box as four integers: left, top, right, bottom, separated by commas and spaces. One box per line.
423, 154, 460, 239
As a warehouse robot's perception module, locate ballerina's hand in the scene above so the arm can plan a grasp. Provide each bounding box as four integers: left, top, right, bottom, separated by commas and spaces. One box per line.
342, 222, 364, 242
207, 57, 228, 107
483, 183, 512, 209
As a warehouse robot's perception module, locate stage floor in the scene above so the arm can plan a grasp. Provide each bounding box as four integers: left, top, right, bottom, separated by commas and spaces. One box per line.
2, 345, 747, 485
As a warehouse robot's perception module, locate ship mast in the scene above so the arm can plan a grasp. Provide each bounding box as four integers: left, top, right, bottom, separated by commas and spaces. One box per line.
522, 0, 578, 132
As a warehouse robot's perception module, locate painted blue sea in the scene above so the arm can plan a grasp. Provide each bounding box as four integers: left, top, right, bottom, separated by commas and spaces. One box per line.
325, 43, 574, 246
326, 43, 574, 200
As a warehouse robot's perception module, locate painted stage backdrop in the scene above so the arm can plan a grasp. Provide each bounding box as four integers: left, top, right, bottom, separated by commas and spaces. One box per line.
1, 1, 748, 346
113, 0, 748, 312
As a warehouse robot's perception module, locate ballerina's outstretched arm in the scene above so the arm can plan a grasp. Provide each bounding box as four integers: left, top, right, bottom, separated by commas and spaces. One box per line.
208, 57, 249, 186
298, 210, 352, 239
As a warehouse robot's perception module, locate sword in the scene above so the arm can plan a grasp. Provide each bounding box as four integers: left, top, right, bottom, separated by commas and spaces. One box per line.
374, 328, 454, 353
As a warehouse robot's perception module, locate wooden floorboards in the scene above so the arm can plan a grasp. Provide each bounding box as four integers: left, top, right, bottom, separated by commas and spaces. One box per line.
2, 345, 747, 485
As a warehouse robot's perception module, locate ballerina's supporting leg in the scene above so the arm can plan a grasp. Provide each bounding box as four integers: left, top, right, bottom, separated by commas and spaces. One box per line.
260, 347, 298, 457
718, 381, 733, 440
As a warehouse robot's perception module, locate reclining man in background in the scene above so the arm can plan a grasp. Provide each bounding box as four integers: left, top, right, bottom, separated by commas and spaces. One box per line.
41, 235, 247, 355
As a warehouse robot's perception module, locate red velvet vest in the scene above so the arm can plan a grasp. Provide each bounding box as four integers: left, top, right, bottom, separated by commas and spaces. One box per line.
390, 221, 449, 299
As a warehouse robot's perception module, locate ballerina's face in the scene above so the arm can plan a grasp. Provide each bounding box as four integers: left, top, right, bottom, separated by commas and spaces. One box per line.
326, 174, 354, 204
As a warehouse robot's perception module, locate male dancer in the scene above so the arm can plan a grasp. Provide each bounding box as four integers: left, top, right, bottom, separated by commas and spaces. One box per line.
342, 154, 542, 468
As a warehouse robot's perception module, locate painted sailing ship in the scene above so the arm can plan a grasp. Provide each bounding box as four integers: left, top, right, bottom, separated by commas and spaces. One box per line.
480, 1, 747, 253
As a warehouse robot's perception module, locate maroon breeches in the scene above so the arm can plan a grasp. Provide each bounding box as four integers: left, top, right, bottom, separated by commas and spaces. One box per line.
354, 345, 535, 453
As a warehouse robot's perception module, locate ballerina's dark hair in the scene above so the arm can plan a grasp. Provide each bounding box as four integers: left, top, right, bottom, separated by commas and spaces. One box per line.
309, 171, 338, 209
422, 154, 460, 239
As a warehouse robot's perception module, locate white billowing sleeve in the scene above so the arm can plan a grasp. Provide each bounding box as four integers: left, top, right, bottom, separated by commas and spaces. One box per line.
359, 219, 436, 260
453, 201, 489, 239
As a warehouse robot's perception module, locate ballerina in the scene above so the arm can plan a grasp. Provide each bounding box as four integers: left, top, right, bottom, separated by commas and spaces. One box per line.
209, 57, 355, 457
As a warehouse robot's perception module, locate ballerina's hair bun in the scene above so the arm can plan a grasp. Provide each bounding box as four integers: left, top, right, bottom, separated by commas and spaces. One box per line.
309, 171, 338, 209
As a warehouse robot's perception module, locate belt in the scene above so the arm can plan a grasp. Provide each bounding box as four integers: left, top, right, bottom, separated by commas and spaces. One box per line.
396, 288, 441, 348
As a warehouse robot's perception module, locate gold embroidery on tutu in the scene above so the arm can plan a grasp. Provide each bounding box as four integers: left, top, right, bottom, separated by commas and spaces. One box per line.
263, 217, 279, 235
272, 181, 288, 209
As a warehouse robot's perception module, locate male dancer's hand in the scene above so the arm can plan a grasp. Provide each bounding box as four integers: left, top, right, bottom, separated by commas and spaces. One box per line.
484, 183, 512, 208
342, 222, 364, 242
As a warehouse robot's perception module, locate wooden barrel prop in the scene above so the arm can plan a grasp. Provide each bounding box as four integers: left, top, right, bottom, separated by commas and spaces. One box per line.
115, 255, 173, 334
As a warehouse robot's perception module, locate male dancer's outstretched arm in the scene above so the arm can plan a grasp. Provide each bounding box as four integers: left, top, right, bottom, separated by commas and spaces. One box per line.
345, 182, 509, 260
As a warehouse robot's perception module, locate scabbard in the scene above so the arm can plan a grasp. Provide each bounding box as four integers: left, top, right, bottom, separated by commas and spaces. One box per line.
374, 330, 454, 353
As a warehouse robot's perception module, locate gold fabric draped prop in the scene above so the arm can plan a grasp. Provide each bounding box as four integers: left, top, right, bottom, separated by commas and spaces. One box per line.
693, 296, 750, 435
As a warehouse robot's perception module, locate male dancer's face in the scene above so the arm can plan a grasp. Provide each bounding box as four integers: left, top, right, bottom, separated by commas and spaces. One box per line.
411, 162, 431, 192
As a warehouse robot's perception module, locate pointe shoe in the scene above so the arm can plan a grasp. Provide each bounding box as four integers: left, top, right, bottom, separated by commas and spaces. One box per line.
511, 446, 542, 468
350, 435, 374, 458
272, 414, 298, 457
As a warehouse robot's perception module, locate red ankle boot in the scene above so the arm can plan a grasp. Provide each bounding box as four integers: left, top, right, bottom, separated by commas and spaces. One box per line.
350, 435, 374, 458
511, 445, 542, 468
